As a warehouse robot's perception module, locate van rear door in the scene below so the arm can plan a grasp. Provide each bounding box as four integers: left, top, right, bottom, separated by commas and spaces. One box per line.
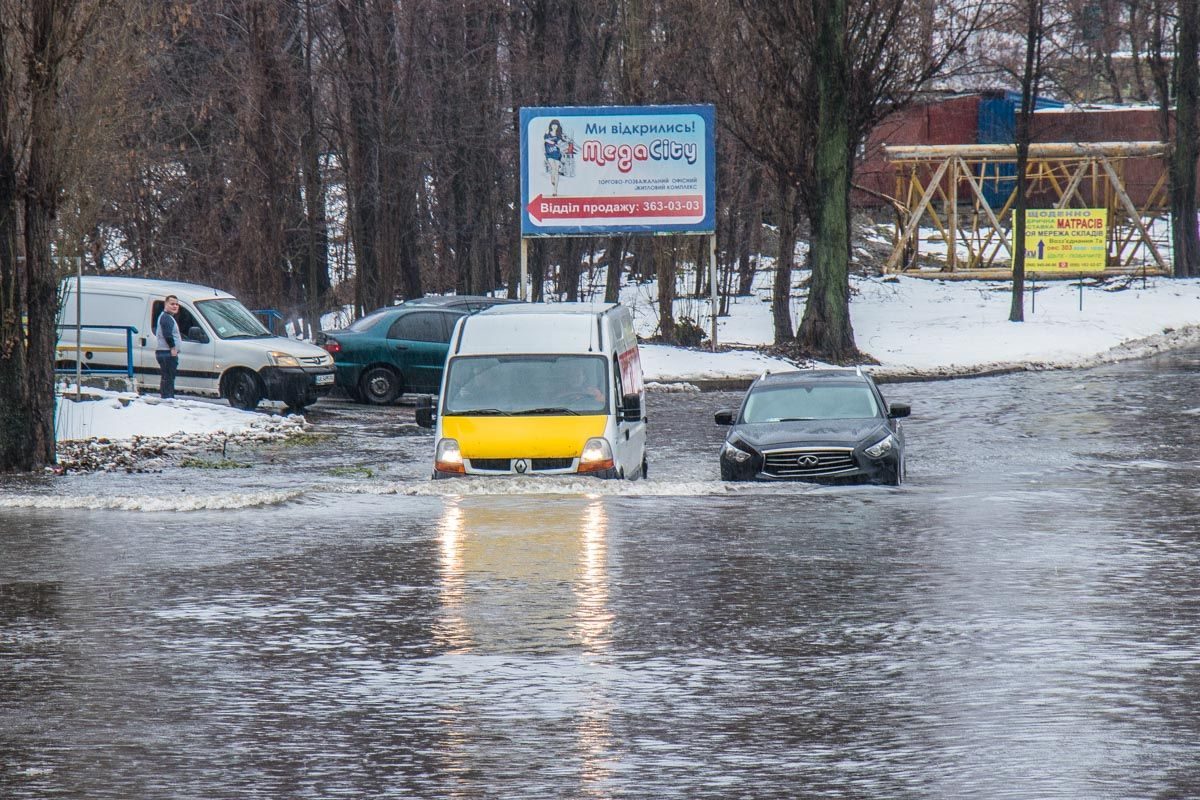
57, 290, 143, 378
612, 348, 647, 476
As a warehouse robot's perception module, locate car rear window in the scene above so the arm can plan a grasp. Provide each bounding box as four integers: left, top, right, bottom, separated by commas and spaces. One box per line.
388, 311, 453, 343
346, 309, 393, 332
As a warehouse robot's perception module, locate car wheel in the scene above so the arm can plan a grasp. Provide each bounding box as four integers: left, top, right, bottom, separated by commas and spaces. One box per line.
360, 367, 400, 405
224, 370, 262, 411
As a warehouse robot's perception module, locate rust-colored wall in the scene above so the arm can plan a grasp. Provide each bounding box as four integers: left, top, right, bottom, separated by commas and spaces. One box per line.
1030, 107, 1166, 207
856, 95, 981, 206
855, 100, 1174, 209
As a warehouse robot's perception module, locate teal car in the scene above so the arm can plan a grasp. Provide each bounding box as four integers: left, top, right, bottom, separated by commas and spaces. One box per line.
317, 296, 512, 404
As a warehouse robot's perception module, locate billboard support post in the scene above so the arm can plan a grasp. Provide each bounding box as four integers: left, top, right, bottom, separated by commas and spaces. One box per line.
519, 238, 529, 301
709, 233, 718, 350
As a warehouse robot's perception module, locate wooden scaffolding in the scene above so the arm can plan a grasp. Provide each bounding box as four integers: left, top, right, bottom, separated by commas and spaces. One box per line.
881, 142, 1171, 277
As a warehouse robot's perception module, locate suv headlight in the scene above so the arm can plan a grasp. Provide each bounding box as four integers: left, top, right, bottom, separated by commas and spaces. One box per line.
864, 433, 896, 459
268, 351, 301, 368
721, 440, 753, 463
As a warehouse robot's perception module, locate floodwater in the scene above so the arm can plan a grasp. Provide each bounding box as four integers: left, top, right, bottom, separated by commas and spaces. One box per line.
4, 351, 1200, 798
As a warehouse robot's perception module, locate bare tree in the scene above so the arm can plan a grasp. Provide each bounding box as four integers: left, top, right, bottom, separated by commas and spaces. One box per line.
1171, 0, 1200, 277
705, 0, 988, 360
1010, 0, 1047, 322
0, 0, 111, 471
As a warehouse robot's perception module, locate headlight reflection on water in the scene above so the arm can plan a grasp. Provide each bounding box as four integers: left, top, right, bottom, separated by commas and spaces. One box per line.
433, 496, 614, 654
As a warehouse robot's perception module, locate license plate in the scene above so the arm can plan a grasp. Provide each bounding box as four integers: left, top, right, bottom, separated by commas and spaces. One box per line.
315, 373, 335, 385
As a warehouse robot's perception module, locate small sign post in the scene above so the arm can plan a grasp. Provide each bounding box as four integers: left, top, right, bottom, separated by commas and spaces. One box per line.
1023, 208, 1107, 311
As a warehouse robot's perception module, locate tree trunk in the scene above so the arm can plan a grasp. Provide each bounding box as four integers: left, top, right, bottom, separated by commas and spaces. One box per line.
0, 79, 32, 470
604, 235, 623, 303
796, 0, 859, 361
1172, 0, 1200, 277
1011, 0, 1044, 322
771, 177, 796, 345
737, 169, 763, 296
655, 239, 676, 342
299, 23, 328, 335
562, 239, 581, 301
9, 0, 70, 470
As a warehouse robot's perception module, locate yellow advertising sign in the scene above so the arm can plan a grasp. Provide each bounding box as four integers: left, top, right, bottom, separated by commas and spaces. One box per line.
1023, 209, 1108, 272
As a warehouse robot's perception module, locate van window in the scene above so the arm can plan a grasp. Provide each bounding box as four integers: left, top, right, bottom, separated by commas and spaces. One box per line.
389, 312, 451, 343
151, 301, 203, 341
59, 292, 142, 328
195, 298, 270, 339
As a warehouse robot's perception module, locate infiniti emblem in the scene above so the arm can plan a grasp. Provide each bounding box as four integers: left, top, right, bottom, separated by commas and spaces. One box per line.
796, 455, 820, 468
514, 459, 529, 474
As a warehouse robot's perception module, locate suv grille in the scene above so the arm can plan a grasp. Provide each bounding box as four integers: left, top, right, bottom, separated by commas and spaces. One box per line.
763, 447, 857, 478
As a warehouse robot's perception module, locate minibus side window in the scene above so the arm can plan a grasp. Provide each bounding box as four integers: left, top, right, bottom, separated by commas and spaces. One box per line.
613, 355, 624, 405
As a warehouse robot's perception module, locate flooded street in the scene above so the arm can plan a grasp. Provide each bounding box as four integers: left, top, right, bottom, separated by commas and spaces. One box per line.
5, 352, 1200, 798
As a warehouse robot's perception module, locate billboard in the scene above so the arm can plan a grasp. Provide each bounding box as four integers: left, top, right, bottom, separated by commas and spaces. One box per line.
519, 104, 716, 237
1023, 209, 1108, 272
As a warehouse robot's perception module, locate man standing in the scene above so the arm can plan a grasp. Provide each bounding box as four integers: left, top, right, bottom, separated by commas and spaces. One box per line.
156, 295, 182, 399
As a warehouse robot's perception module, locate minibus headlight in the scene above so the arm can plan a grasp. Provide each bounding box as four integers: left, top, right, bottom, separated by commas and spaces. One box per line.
578, 437, 614, 473
435, 438, 465, 474
268, 351, 301, 368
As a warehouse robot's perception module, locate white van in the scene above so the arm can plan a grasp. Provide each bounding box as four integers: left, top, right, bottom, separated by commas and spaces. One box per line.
416, 302, 648, 479
57, 276, 336, 411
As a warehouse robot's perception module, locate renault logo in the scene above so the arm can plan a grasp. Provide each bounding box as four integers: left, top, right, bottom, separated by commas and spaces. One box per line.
796, 455, 820, 468
514, 459, 529, 474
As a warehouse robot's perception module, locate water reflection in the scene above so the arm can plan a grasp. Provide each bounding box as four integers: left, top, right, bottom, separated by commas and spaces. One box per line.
430, 495, 616, 796
433, 495, 613, 656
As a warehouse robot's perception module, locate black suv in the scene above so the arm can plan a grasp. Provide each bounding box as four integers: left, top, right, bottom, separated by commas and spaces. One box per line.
715, 369, 910, 485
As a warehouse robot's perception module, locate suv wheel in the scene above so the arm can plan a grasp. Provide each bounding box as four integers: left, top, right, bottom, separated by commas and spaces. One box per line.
360, 367, 400, 405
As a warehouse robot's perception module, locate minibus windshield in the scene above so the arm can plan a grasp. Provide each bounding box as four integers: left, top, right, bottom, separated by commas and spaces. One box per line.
443, 354, 609, 416
195, 298, 272, 340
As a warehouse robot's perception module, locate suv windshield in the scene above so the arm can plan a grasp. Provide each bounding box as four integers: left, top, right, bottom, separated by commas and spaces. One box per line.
742, 383, 880, 423
443, 354, 609, 416
195, 298, 271, 340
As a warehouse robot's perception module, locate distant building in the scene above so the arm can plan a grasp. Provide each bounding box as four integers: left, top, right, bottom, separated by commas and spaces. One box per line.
856, 91, 1169, 208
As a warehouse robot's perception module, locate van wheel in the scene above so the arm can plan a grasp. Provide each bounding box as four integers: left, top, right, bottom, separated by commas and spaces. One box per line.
285, 392, 314, 415
225, 370, 262, 411
360, 367, 400, 405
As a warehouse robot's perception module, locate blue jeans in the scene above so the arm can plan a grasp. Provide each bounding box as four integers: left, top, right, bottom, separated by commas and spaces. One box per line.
156, 351, 178, 399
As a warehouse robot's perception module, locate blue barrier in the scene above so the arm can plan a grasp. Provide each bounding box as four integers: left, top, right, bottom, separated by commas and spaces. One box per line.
55, 324, 139, 380
252, 308, 284, 335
